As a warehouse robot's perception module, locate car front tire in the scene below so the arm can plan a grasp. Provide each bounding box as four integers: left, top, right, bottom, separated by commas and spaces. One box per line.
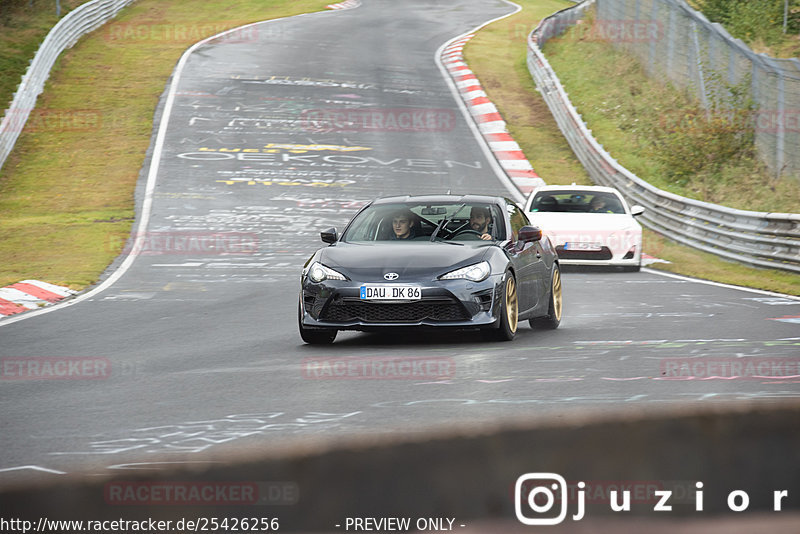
487, 271, 518, 341
298, 299, 337, 345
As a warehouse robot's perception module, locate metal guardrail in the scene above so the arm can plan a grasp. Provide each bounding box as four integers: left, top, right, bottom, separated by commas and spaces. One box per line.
527, 0, 800, 273
0, 0, 137, 173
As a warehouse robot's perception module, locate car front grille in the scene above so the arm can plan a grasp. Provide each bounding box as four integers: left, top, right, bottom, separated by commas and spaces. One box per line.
320, 299, 470, 323
556, 246, 613, 260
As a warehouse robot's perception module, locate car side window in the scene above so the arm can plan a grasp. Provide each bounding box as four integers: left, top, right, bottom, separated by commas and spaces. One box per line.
490, 205, 506, 240
506, 202, 531, 242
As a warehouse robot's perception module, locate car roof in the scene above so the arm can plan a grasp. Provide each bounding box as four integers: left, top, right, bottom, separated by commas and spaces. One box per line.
371, 194, 506, 205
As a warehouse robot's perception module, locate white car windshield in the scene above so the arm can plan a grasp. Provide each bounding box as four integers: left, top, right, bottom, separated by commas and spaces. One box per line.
530, 191, 626, 214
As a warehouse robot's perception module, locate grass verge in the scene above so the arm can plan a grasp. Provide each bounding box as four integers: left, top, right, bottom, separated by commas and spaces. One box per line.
542, 8, 800, 214
0, 0, 90, 112
0, 0, 331, 289
463, 0, 591, 186
465, 0, 799, 296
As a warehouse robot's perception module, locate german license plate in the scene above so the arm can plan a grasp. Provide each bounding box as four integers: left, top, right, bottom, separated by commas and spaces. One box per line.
564, 242, 602, 251
360, 285, 421, 301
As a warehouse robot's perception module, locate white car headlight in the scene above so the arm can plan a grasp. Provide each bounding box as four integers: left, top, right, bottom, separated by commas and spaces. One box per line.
440, 261, 491, 282
306, 262, 347, 282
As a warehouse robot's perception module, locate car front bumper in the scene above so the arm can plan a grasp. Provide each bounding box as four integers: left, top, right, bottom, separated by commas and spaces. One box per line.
300, 276, 504, 331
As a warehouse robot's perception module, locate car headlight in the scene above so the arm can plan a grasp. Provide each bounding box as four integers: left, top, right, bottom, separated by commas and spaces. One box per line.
306, 262, 347, 282
439, 261, 491, 282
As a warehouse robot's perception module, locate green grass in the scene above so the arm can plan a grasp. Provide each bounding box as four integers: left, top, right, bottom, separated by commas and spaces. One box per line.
0, 0, 331, 289
465, 0, 799, 296
0, 0, 91, 112
542, 9, 800, 214
643, 229, 800, 295
463, 0, 592, 186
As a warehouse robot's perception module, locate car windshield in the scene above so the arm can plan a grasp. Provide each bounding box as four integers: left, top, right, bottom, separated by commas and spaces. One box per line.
530, 190, 626, 214
341, 201, 505, 243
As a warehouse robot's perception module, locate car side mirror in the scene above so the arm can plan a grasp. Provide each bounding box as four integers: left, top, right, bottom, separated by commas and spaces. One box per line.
631, 205, 645, 217
517, 226, 543, 243
320, 227, 338, 244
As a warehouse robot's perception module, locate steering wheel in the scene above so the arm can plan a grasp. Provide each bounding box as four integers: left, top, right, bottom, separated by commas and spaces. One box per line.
436, 221, 468, 239
452, 229, 484, 240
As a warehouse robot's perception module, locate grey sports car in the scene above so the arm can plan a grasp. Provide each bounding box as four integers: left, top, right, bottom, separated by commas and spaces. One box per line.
298, 195, 562, 344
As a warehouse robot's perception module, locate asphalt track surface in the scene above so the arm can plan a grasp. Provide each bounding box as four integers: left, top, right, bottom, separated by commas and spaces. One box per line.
1, 0, 799, 484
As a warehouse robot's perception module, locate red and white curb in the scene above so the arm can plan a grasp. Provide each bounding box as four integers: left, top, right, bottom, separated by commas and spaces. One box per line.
441, 34, 671, 266
0, 280, 77, 318
326, 0, 360, 9
441, 34, 546, 196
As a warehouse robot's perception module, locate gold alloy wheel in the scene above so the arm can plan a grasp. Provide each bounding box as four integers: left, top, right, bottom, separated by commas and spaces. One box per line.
506, 276, 518, 333
552, 267, 562, 321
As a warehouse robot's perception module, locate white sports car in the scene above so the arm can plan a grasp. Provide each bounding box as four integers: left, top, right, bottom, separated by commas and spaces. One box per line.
523, 185, 645, 271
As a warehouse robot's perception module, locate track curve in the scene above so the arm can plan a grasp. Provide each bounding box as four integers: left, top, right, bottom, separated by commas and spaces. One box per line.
1, 0, 799, 483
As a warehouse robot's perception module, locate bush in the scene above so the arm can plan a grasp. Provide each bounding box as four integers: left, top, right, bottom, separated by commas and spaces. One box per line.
0, 1, 78, 25
727, 0, 787, 45
643, 77, 756, 186
696, 0, 800, 43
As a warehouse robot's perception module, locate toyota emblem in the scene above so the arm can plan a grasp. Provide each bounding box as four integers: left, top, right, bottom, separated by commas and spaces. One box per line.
384, 272, 399, 281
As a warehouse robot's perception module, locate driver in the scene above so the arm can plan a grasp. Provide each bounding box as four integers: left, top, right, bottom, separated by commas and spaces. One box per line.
469, 206, 493, 240
589, 196, 611, 213
391, 209, 417, 239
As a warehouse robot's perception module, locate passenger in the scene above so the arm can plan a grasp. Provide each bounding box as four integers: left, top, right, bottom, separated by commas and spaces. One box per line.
391, 209, 417, 240
469, 206, 493, 240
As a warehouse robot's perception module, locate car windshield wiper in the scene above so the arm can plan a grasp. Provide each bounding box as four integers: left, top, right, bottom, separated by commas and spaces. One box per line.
430, 203, 466, 242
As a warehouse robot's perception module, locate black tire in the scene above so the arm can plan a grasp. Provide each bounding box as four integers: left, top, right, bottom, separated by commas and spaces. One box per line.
489, 271, 518, 341
529, 264, 562, 330
298, 299, 337, 345
622, 263, 641, 272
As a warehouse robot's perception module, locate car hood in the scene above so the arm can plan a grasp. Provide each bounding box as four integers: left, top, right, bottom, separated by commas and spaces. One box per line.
528, 212, 642, 234
320, 242, 491, 281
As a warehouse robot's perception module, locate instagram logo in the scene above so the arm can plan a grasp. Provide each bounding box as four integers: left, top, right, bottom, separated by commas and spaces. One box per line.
515, 472, 791, 524
515, 473, 580, 525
